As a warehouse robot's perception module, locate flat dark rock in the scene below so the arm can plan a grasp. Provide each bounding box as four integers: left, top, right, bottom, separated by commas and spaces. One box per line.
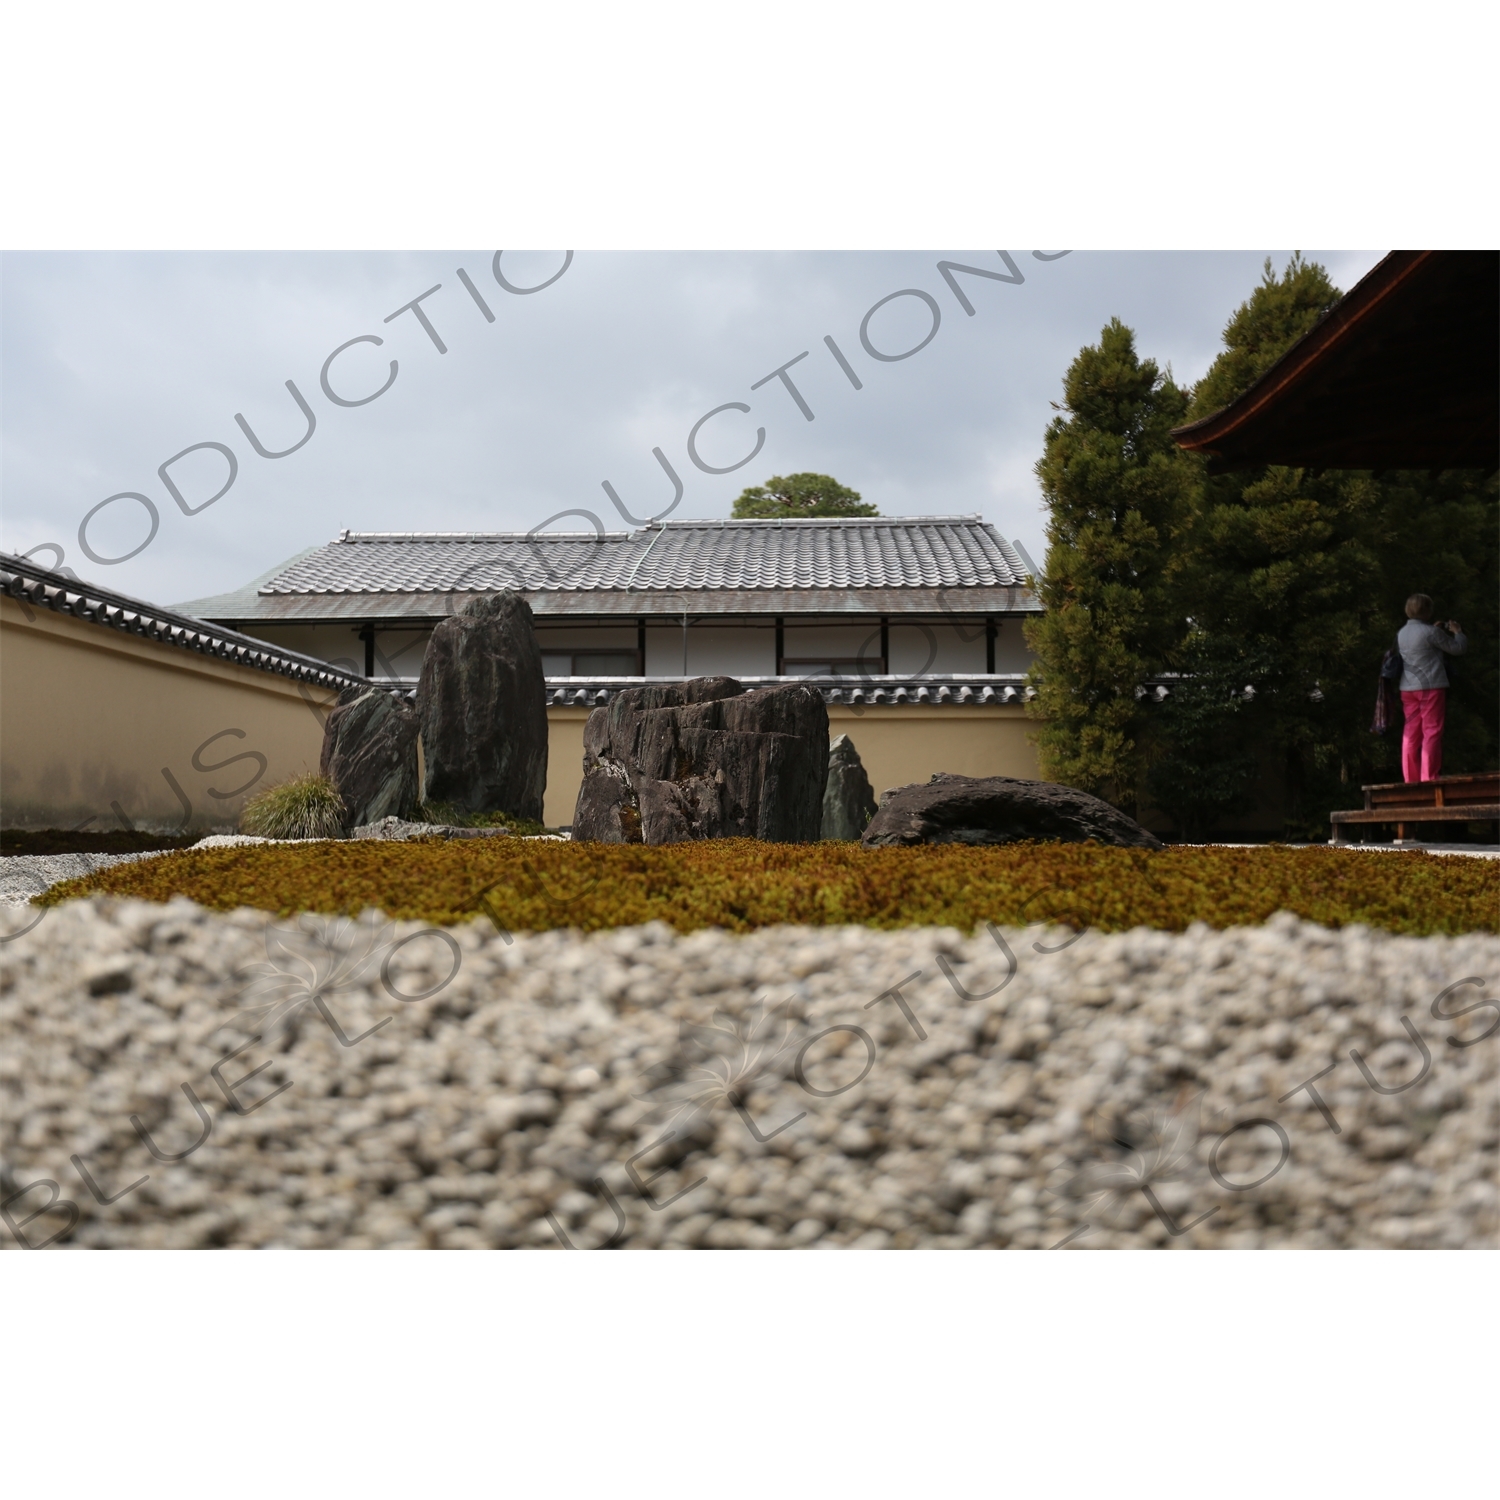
861, 773, 1163, 849
573, 677, 829, 844
320, 684, 420, 829
417, 592, 548, 822
350, 817, 513, 842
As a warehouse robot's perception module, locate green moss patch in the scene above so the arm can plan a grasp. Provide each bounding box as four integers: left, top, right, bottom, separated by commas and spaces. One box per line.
418, 803, 550, 836
35, 840, 1499, 936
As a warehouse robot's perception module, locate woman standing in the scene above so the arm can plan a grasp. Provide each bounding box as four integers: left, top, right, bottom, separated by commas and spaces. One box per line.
1397, 594, 1467, 783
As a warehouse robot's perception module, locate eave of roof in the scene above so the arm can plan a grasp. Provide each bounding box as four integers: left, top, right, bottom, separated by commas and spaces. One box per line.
202, 584, 1040, 625
550, 673, 1036, 707
1171, 250, 1500, 473
172, 544, 322, 618
372, 673, 1039, 708
1, 552, 369, 692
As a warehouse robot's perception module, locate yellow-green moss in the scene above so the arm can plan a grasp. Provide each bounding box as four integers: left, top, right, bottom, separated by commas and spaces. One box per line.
35, 840, 1500, 936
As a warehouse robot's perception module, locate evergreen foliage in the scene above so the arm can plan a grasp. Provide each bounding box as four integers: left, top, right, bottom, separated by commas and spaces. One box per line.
1023, 319, 1195, 811
1187, 253, 1341, 419
1145, 632, 1275, 840
731, 473, 877, 518
1164, 256, 1496, 836
1161, 458, 1387, 836
1034, 255, 1498, 839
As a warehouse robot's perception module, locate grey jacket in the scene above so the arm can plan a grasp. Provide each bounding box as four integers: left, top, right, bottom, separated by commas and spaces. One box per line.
1397, 620, 1466, 691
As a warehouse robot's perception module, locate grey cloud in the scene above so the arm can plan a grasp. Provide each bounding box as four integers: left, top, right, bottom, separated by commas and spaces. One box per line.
0, 250, 1385, 606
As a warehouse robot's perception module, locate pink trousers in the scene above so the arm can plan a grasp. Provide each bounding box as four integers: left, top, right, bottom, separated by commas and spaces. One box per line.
1401, 688, 1446, 783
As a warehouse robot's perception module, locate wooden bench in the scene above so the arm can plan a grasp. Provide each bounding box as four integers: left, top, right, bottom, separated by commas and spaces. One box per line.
1330, 771, 1500, 843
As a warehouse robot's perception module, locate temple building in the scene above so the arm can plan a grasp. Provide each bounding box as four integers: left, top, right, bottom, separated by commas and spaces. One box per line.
181, 515, 1046, 825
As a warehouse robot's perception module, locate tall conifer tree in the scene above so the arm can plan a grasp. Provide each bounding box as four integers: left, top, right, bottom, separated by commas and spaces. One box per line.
1031, 255, 1496, 837
1024, 319, 1194, 810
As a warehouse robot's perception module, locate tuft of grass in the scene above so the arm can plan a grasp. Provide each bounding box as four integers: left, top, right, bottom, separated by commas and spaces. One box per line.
239, 774, 347, 840
418, 801, 549, 836
36, 840, 1500, 937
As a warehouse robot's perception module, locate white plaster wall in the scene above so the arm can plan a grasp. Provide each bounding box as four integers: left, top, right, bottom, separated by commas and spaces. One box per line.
644, 625, 775, 677
241, 613, 1037, 685
230, 622, 433, 683
241, 623, 366, 677
888, 623, 988, 675
992, 618, 1036, 673
781, 625, 881, 663
534, 627, 639, 648
373, 628, 431, 680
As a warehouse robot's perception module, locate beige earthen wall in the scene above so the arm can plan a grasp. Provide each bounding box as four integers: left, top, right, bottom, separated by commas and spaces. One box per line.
543, 702, 1042, 828
0, 597, 341, 831
1, 598, 1046, 834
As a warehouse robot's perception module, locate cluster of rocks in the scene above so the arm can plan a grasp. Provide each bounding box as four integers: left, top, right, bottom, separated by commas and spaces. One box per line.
3, 898, 1492, 1248
321, 592, 547, 830
320, 613, 1159, 846
573, 677, 829, 843
568, 674, 1157, 850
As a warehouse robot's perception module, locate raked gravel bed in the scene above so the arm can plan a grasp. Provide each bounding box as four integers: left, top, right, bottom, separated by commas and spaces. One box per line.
0, 852, 164, 906
1, 896, 1495, 1249
0, 827, 551, 909
0, 838, 326, 908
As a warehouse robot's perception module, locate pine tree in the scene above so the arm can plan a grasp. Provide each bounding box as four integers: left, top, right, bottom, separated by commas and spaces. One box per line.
731, 473, 877, 518
1188, 252, 1341, 416
1024, 319, 1195, 810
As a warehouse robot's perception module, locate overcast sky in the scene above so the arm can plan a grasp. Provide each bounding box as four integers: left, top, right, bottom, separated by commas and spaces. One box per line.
1, 249, 1385, 609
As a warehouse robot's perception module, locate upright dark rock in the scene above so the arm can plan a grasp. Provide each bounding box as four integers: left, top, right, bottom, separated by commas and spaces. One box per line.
417, 592, 548, 822
821, 734, 878, 840
319, 684, 420, 829
861, 773, 1163, 849
573, 677, 829, 844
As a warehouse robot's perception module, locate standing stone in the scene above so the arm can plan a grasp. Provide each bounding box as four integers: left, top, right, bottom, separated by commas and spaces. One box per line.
573, 677, 829, 843
319, 684, 420, 829
821, 734, 878, 840
417, 592, 547, 821
862, 773, 1163, 848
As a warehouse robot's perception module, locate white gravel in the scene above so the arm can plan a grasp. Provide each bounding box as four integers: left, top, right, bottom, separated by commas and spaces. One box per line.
0, 852, 166, 907
0, 827, 574, 909
1, 896, 1495, 1249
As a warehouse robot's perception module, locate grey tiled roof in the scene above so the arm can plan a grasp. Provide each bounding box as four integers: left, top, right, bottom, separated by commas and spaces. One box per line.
1, 552, 368, 692
255, 517, 1030, 596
